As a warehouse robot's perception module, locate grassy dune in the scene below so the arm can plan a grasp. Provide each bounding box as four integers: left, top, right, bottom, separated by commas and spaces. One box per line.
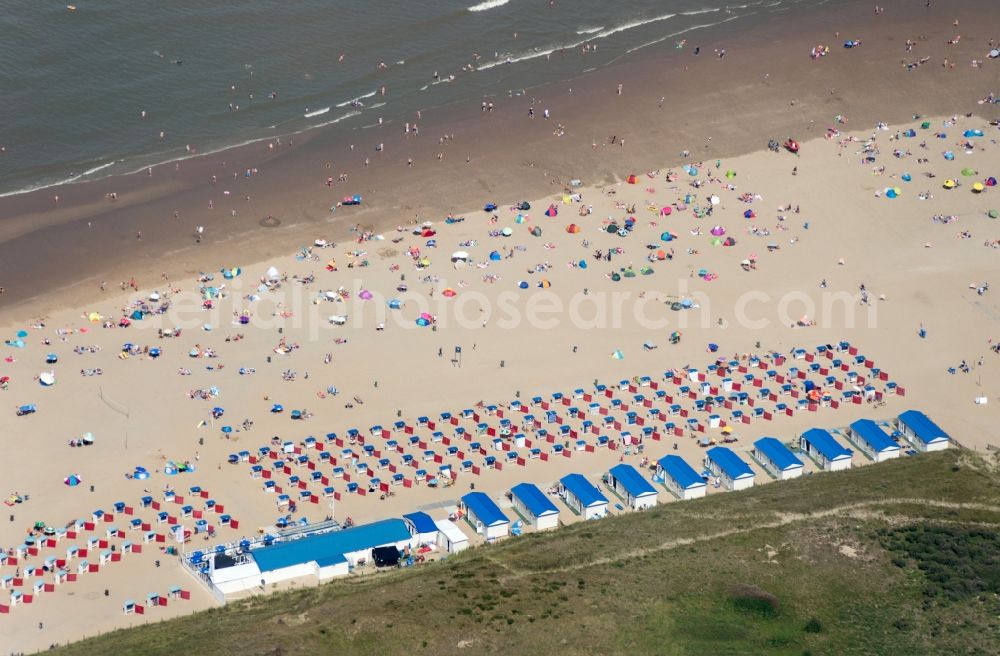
54, 450, 1000, 656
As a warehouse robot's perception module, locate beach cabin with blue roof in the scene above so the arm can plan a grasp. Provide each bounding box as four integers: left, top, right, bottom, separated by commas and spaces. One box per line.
208, 518, 413, 594
607, 464, 658, 510
461, 492, 510, 540
897, 410, 949, 452
510, 483, 560, 530
705, 446, 755, 491
799, 428, 853, 471
752, 437, 804, 480
847, 419, 901, 462
559, 474, 609, 520
656, 455, 707, 500
403, 511, 439, 545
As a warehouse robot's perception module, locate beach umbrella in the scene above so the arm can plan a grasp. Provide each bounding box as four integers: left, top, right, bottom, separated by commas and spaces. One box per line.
16, 330, 27, 338
149, 348, 161, 358
606, 224, 619, 234
991, 49, 1000, 59
266, 266, 280, 280
685, 165, 698, 176
973, 182, 985, 193
515, 214, 526, 224
39, 372, 56, 387
518, 281, 529, 289
920, 121, 931, 129
489, 250, 502, 261
660, 206, 672, 216
943, 179, 956, 189
484, 202, 497, 212
656, 250, 666, 260
442, 288, 457, 297
544, 205, 558, 217
964, 129, 984, 138
725, 169, 736, 179
387, 299, 402, 310
566, 223, 581, 233
640, 266, 654, 275
885, 188, 898, 199
451, 251, 469, 262
709, 195, 720, 206
723, 237, 736, 246
675, 202, 687, 211
626, 174, 638, 184
622, 269, 636, 278
271, 404, 284, 413
87, 312, 102, 322
961, 167, 977, 177
46, 353, 58, 363
420, 312, 434, 322
988, 209, 998, 219
711, 238, 723, 246
578, 260, 588, 269
743, 209, 756, 219
537, 279, 551, 288
415, 318, 430, 327
610, 273, 621, 282
902, 173, 912, 182
221, 426, 233, 435
611, 350, 624, 360
530, 226, 542, 237
418, 257, 431, 267
986, 177, 997, 187
64, 474, 82, 487
943, 151, 955, 161
359, 290, 374, 300
660, 232, 674, 242
710, 225, 726, 236
501, 227, 513, 236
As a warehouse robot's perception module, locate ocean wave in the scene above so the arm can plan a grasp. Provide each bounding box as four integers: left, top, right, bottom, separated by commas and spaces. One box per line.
682, 7, 721, 16
467, 0, 510, 12
0, 160, 120, 198
303, 107, 330, 118
624, 13, 742, 55
478, 12, 677, 71
576, 26, 604, 35
335, 90, 377, 108
312, 110, 362, 129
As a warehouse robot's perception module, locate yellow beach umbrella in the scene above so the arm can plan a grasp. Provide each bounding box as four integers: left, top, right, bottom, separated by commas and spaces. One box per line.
943, 179, 956, 189
972, 182, 985, 193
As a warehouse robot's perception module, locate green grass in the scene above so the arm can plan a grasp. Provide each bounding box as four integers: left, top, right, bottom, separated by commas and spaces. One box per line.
51, 450, 1000, 655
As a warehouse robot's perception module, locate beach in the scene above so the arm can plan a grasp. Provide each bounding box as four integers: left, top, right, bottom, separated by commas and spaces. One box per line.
1, 0, 1000, 652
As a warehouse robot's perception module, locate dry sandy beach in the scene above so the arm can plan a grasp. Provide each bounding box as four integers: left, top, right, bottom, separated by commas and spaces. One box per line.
1, 2, 1000, 653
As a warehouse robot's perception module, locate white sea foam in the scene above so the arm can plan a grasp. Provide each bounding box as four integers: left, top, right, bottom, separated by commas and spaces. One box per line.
477, 12, 678, 71
0, 161, 120, 198
624, 13, 742, 55
467, 0, 510, 12
312, 110, 362, 129
303, 107, 330, 118
576, 26, 604, 35
335, 90, 377, 108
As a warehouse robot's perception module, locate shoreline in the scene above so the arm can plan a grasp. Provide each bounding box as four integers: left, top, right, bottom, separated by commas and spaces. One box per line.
2, 0, 998, 324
